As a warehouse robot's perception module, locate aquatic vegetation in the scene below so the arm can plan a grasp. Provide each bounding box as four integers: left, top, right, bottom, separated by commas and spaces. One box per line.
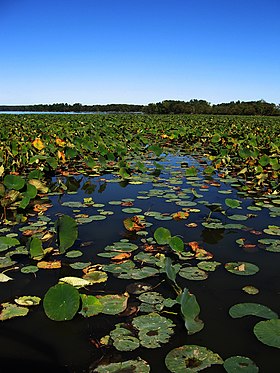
0, 113, 279, 371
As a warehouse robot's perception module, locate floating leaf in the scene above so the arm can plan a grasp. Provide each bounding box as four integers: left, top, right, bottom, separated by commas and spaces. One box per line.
223, 356, 259, 373
197, 261, 221, 272
93, 358, 150, 373
254, 319, 280, 348
15, 296, 41, 306
3, 175, 25, 190
79, 294, 103, 317
0, 302, 29, 321
169, 236, 184, 252
65, 250, 83, 258
154, 227, 171, 245
96, 293, 129, 315
263, 225, 280, 236
242, 286, 259, 295
179, 267, 208, 280
83, 271, 108, 284
56, 214, 78, 254
32, 138, 45, 150
122, 207, 142, 214
0, 273, 13, 282
21, 265, 39, 274
59, 276, 91, 288
132, 312, 175, 348
110, 326, 140, 351
225, 198, 241, 209
43, 283, 80, 321
0, 237, 20, 252
37, 260, 61, 269
228, 214, 248, 221
229, 303, 278, 319
225, 262, 259, 276
165, 345, 223, 372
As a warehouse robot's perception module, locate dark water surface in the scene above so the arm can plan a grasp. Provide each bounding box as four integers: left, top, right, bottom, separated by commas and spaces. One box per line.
0, 154, 279, 372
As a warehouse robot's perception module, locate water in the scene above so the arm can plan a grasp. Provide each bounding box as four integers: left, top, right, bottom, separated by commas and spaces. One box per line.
0, 154, 279, 372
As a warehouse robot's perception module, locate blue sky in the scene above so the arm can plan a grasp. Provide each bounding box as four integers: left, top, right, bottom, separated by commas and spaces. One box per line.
1, 0, 279, 105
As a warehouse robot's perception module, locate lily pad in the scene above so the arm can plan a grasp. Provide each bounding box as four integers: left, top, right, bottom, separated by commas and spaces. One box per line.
253, 319, 280, 348
225, 262, 259, 276
165, 345, 223, 372
93, 358, 150, 373
96, 293, 129, 315
110, 326, 140, 351
59, 276, 91, 288
263, 225, 280, 236
229, 303, 278, 319
179, 267, 208, 280
122, 207, 142, 214
79, 294, 103, 317
154, 227, 171, 245
242, 286, 259, 295
0, 273, 13, 282
83, 270, 108, 284
0, 237, 20, 252
43, 283, 80, 321
4, 175, 25, 190
197, 261, 221, 272
0, 302, 29, 321
21, 265, 39, 274
15, 296, 41, 306
223, 356, 259, 373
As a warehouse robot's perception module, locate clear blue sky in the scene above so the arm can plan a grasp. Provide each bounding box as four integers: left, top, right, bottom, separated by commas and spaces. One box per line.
1, 0, 279, 105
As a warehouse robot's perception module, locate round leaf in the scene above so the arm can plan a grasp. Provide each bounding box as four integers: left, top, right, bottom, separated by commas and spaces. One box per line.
224, 356, 259, 373
43, 283, 80, 321
254, 319, 280, 348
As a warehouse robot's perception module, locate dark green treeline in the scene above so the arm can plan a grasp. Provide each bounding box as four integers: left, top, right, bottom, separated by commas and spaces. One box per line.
0, 99, 279, 116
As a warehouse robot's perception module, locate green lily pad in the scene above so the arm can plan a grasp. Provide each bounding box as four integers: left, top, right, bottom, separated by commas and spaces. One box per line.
169, 236, 184, 252
229, 303, 278, 319
43, 283, 80, 321
110, 326, 140, 351
165, 345, 223, 372
133, 312, 175, 348
15, 296, 41, 306
0, 302, 29, 321
0, 237, 20, 252
118, 266, 159, 280
69, 261, 91, 270
228, 214, 248, 221
138, 291, 164, 305
225, 198, 241, 209
263, 225, 280, 236
197, 261, 221, 272
96, 293, 129, 315
258, 238, 280, 252
179, 267, 208, 280
4, 175, 25, 190
93, 358, 150, 373
242, 286, 259, 295
79, 294, 103, 317
83, 271, 108, 284
20, 265, 39, 274
225, 262, 259, 276
224, 356, 259, 373
254, 319, 280, 348
154, 227, 171, 245
122, 207, 142, 214
65, 250, 83, 258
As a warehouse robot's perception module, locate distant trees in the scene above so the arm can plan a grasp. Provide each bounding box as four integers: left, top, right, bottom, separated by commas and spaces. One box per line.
0, 100, 279, 116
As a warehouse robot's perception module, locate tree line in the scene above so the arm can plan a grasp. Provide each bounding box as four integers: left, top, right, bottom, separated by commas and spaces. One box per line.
0, 99, 279, 116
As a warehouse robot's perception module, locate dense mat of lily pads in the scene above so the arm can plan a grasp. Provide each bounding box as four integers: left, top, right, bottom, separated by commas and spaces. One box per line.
0, 113, 279, 372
